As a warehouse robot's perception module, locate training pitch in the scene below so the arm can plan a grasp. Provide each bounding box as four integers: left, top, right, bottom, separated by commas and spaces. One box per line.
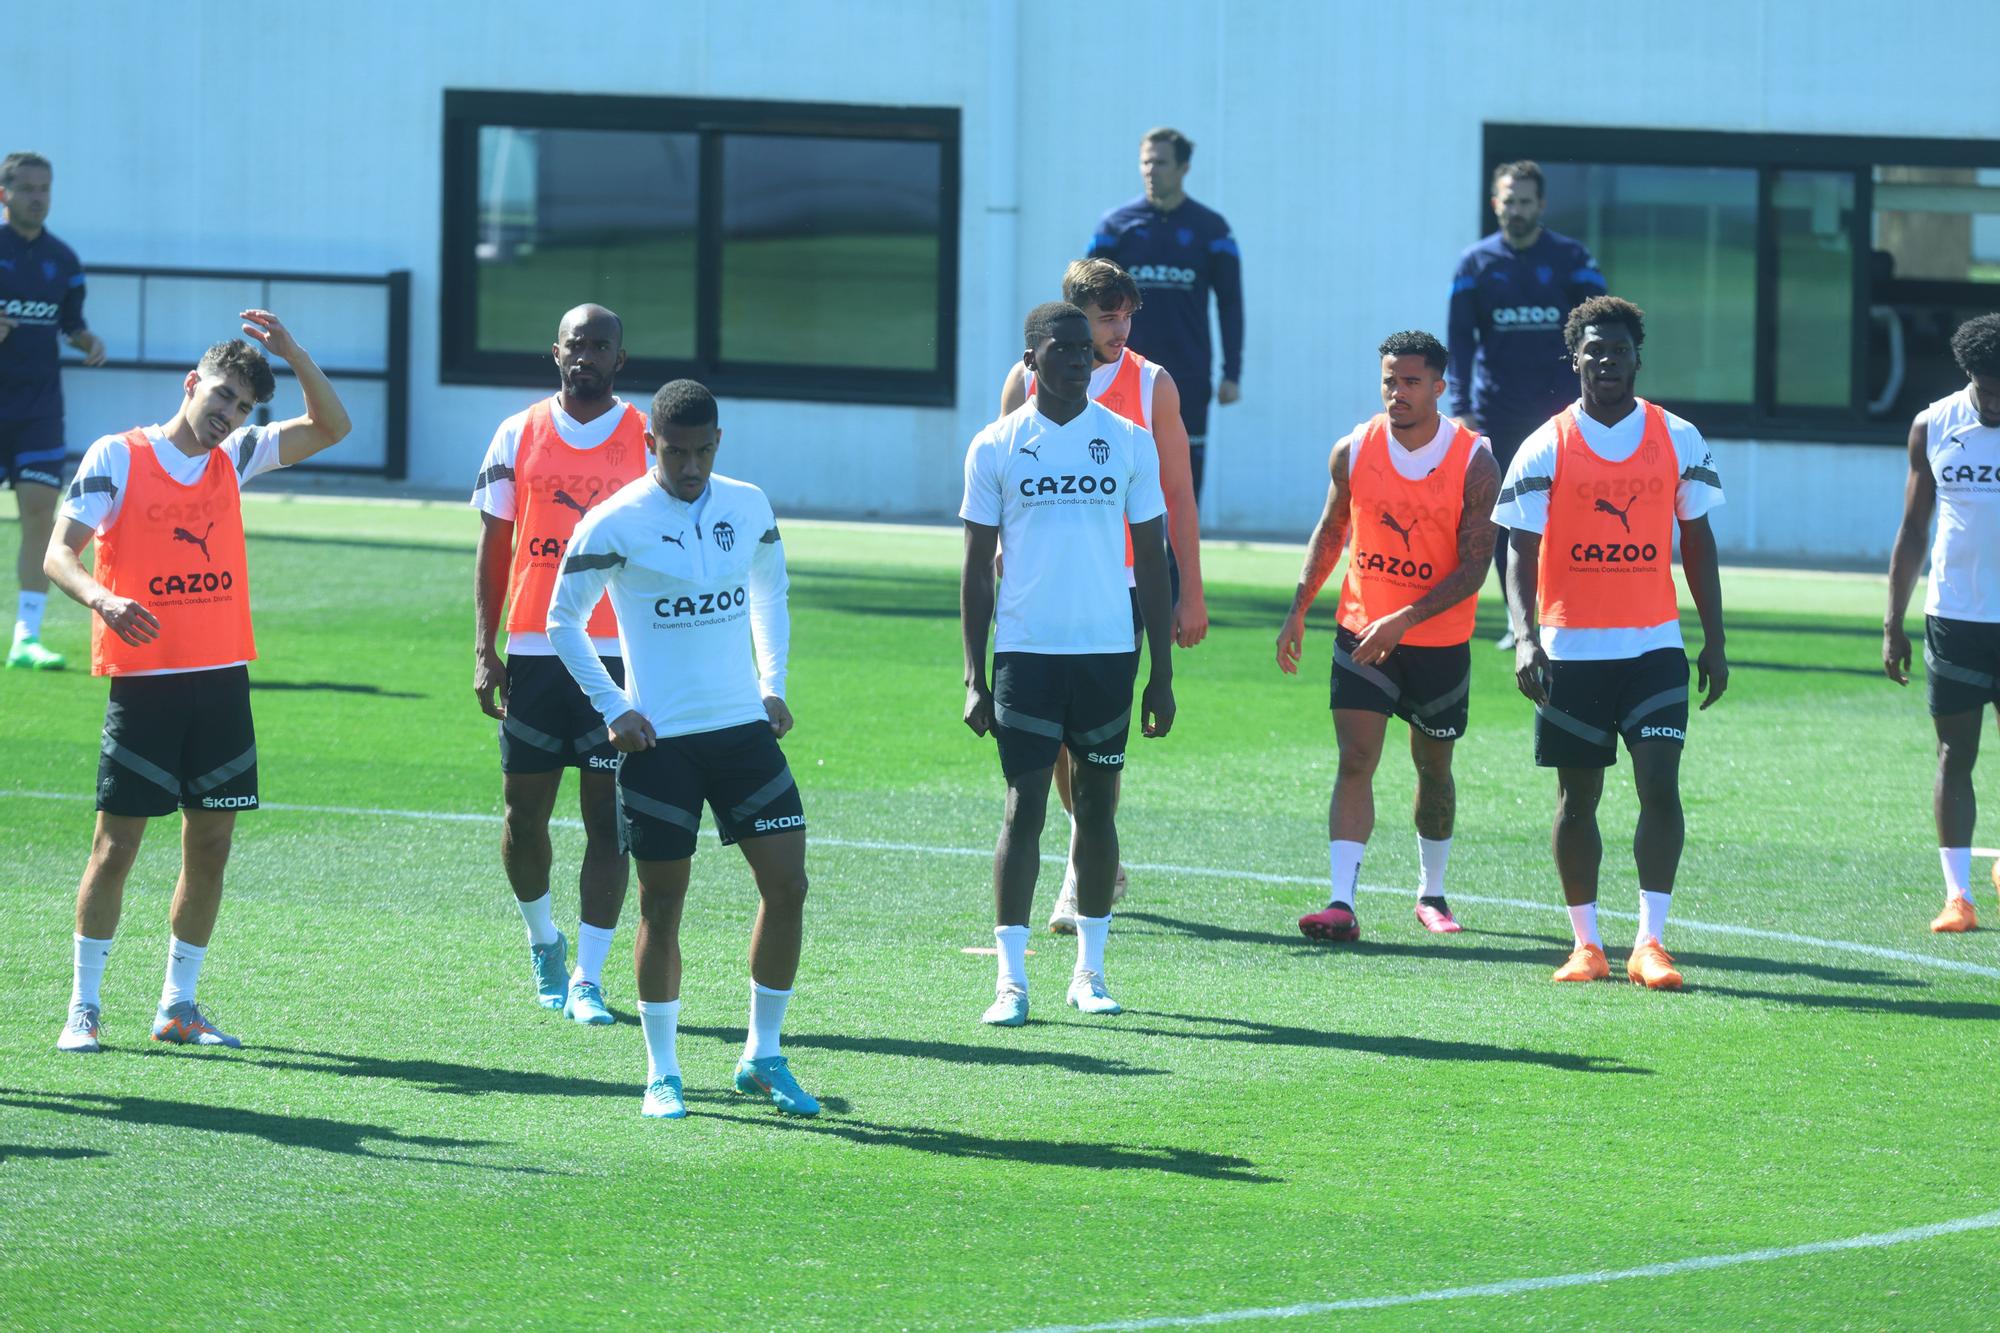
3, 497, 1997, 1329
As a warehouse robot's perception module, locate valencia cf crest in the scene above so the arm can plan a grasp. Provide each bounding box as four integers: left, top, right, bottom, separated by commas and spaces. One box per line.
1088, 438, 1110, 465
1535, 264, 1553, 285
711, 520, 735, 552
1640, 438, 1660, 464
605, 441, 626, 469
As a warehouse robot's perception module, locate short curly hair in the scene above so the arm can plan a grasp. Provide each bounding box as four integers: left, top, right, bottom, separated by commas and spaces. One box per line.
1377, 330, 1448, 373
1950, 314, 2000, 381
1024, 300, 1086, 349
1564, 296, 1646, 355
651, 378, 718, 431
196, 340, 276, 404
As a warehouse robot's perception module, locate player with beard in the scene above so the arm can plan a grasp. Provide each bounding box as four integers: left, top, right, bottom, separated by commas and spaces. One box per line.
471, 304, 648, 1024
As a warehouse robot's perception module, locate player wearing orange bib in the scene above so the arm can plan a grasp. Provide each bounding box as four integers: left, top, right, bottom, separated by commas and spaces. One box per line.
999, 259, 1206, 932
45, 314, 350, 1052
472, 304, 648, 1023
1277, 332, 1499, 940
1494, 296, 1728, 989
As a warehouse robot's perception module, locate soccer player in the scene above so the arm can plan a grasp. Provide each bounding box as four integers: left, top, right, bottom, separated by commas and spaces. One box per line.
2, 151, 107, 671
1494, 296, 1727, 990
1087, 128, 1242, 504
1448, 160, 1607, 649
1276, 331, 1499, 940
471, 304, 646, 1023
961, 302, 1175, 1026
998, 258, 1207, 933
1884, 313, 2000, 932
548, 379, 816, 1121
47, 313, 349, 1052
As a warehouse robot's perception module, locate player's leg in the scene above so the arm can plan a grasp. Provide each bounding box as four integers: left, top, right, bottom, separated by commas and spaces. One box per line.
1305, 626, 1397, 941
633, 854, 692, 1119
561, 766, 628, 1025
1924, 615, 1993, 931
151, 809, 243, 1047
1059, 649, 1143, 1014
1550, 766, 1611, 981
1051, 591, 1144, 935
1409, 728, 1462, 933
9, 467, 66, 671
1626, 741, 1686, 989
984, 652, 1066, 1024
501, 770, 569, 1007
733, 827, 819, 1115
59, 812, 149, 1052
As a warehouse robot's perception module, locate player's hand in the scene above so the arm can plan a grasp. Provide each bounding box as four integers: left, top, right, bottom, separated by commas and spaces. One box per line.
239, 309, 301, 361
0, 314, 13, 345
71, 329, 107, 367
764, 694, 794, 739
1275, 612, 1305, 674
608, 709, 657, 752
1513, 636, 1551, 706
1140, 676, 1176, 738
1173, 590, 1209, 648
474, 648, 506, 720
1883, 623, 1912, 686
1217, 379, 1241, 406
1352, 609, 1411, 666
93, 592, 160, 646
963, 682, 995, 737
1696, 642, 1729, 710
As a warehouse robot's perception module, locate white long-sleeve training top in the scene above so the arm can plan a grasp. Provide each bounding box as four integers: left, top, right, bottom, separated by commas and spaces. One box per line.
547, 471, 789, 738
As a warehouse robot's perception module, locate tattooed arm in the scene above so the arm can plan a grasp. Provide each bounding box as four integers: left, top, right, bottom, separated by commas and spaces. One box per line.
1275, 439, 1353, 674
1349, 446, 1501, 666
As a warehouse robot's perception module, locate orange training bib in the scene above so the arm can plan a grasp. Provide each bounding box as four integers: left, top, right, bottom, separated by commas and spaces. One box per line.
1536, 401, 1680, 630
505, 400, 649, 639
1336, 416, 1480, 648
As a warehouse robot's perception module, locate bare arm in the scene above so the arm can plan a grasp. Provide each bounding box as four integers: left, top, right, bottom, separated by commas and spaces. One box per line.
238, 311, 352, 466
1504, 528, 1549, 704
1349, 446, 1501, 666
1130, 514, 1177, 738
999, 362, 1028, 416
960, 521, 1000, 736
1884, 414, 1934, 685
1274, 439, 1352, 673
1678, 513, 1728, 709
44, 515, 159, 646
474, 513, 514, 719
1150, 372, 1207, 647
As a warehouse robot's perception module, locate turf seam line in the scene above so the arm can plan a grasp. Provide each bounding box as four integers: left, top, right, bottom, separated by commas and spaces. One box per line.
9, 788, 1997, 980
997, 1207, 2000, 1331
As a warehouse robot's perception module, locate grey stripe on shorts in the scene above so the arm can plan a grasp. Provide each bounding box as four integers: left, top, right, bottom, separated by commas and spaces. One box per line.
1621, 686, 1689, 732
1536, 702, 1614, 748
619, 786, 700, 832
1333, 645, 1401, 703
1069, 710, 1132, 748
993, 702, 1063, 739
187, 746, 257, 795
729, 769, 798, 823
101, 734, 180, 794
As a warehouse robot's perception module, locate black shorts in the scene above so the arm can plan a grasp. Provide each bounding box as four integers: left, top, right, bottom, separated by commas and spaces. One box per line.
500, 653, 624, 774
1534, 648, 1689, 769
0, 416, 65, 489
616, 720, 803, 862
1330, 626, 1471, 740
991, 650, 1140, 778
97, 665, 258, 817
1925, 616, 2000, 717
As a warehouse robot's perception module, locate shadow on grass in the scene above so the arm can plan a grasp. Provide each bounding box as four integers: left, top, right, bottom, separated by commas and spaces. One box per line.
1114, 1010, 1651, 1076
249, 679, 425, 699
0, 1144, 109, 1164
696, 1107, 1276, 1183
197, 1046, 633, 1100
679, 1025, 1171, 1078
1684, 982, 2000, 1021
0, 1086, 563, 1176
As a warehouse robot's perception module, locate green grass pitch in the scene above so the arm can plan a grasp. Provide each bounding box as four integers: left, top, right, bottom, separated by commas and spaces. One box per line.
3, 496, 1999, 1329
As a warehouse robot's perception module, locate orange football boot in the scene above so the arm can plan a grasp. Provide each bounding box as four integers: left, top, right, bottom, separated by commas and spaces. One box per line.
1552, 942, 1610, 982
1932, 896, 1978, 933
1627, 939, 1683, 989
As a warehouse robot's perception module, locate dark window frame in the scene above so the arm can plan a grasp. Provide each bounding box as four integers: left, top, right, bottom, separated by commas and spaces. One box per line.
1485, 124, 2000, 443
442, 89, 960, 407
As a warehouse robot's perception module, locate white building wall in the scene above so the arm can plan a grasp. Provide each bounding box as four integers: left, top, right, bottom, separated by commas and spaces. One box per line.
10, 0, 1998, 561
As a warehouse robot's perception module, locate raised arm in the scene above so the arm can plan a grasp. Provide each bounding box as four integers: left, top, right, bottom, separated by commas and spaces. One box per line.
1885, 414, 1935, 685
473, 513, 514, 719
238, 311, 351, 465
1275, 439, 1353, 673
960, 520, 1000, 736
1349, 445, 1501, 667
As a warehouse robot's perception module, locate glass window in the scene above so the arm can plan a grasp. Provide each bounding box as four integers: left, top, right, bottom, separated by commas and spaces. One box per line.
1539, 163, 1759, 403
718, 135, 943, 370
1773, 171, 1856, 410
475, 127, 698, 360
1868, 167, 2000, 419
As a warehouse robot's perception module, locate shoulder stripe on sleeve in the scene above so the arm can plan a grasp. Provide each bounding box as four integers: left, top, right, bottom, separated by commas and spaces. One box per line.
68, 475, 116, 500
68, 272, 88, 288
473, 462, 514, 492
1208, 236, 1240, 256
1680, 465, 1721, 488
1496, 476, 1552, 504
1572, 267, 1606, 286
561, 551, 625, 575
759, 525, 781, 544
1451, 275, 1476, 295
236, 439, 258, 477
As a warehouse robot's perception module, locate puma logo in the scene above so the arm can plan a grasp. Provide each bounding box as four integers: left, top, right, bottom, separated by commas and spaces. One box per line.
172, 522, 215, 562
1020, 445, 1042, 460
552, 481, 601, 517
1379, 511, 1416, 551
1594, 495, 1636, 531
662, 534, 685, 549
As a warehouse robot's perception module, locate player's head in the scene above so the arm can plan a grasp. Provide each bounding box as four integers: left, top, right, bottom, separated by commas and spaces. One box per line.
1950, 314, 2000, 427
1490, 160, 1545, 245
1565, 295, 1645, 408
181, 340, 276, 451
1140, 127, 1193, 205
553, 304, 626, 401
648, 378, 720, 501
1061, 259, 1143, 365
1, 151, 54, 232
1376, 330, 1448, 429
1022, 301, 1094, 404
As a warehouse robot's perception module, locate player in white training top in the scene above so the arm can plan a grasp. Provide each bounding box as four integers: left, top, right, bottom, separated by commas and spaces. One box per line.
548, 379, 817, 1120
1885, 313, 2000, 933
960, 302, 1175, 1026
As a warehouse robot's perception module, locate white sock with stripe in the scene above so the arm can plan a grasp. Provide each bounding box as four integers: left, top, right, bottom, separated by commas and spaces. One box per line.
1941, 848, 1973, 903
160, 935, 205, 1009
638, 998, 681, 1081
1328, 840, 1364, 907
16, 590, 47, 641
573, 922, 615, 987
71, 934, 112, 1010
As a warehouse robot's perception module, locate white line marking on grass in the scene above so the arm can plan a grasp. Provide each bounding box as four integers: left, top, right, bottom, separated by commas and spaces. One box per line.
1000, 1208, 2000, 1332
10, 789, 1999, 980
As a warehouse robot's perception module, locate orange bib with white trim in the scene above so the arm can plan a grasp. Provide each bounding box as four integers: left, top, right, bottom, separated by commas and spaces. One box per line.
1336, 416, 1480, 648
1537, 401, 1680, 629
505, 400, 649, 638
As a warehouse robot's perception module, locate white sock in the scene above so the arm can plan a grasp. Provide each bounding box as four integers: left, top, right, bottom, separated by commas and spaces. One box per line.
1637, 890, 1672, 945
1328, 839, 1365, 907
71, 934, 112, 1010
994, 924, 1029, 995
573, 922, 615, 987
637, 998, 681, 1081
1074, 913, 1110, 979
160, 935, 206, 1010
744, 980, 791, 1061
516, 892, 559, 947
16, 589, 47, 641
1417, 835, 1452, 898
1567, 902, 1601, 948
1941, 847, 1973, 902
1058, 862, 1078, 903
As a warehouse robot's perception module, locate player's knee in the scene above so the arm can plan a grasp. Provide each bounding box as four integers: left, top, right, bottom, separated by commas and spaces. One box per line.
182, 821, 235, 869
1336, 745, 1382, 780
759, 869, 809, 914
1069, 777, 1117, 829
638, 878, 688, 921
1003, 782, 1050, 830
89, 824, 144, 871
1938, 736, 1979, 777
